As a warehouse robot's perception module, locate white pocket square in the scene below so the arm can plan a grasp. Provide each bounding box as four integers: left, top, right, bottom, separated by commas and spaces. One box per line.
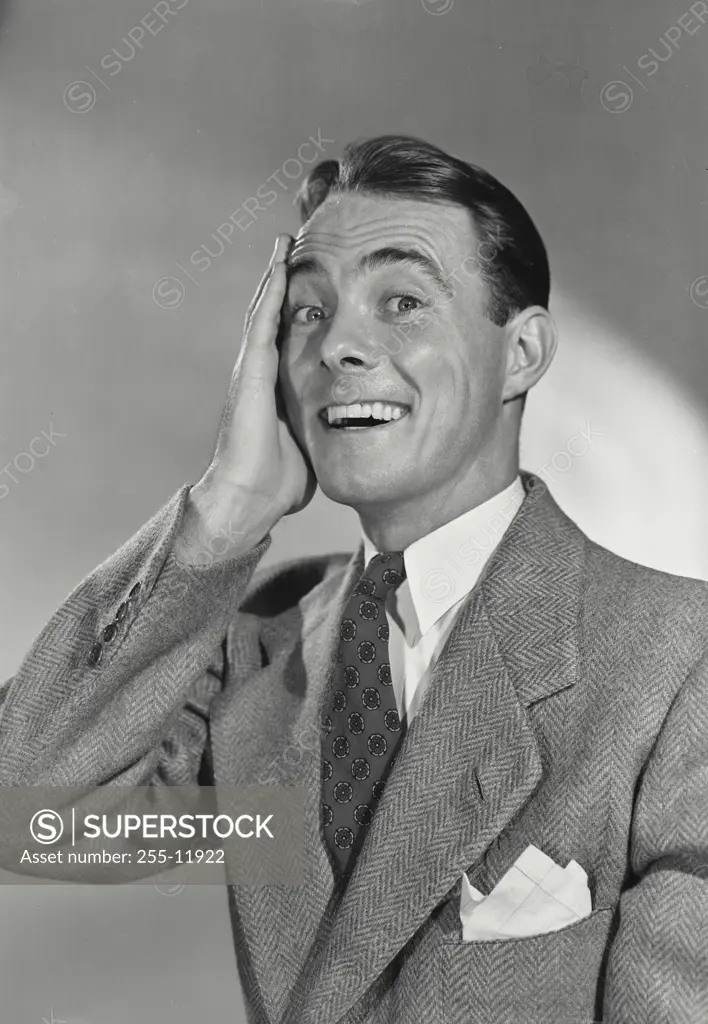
460, 844, 592, 942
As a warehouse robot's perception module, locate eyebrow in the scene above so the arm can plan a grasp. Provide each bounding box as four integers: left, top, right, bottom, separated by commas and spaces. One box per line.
287, 246, 454, 299
286, 256, 324, 282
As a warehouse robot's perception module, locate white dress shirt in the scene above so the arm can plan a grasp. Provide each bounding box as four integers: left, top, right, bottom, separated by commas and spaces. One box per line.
362, 477, 525, 726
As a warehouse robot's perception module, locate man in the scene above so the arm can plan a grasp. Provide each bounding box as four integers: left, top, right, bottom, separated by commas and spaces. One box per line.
1, 135, 707, 1024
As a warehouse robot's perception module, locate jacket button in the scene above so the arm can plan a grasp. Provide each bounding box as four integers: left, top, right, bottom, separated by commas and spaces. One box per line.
102, 623, 117, 644
115, 602, 127, 622
129, 582, 141, 600
88, 642, 103, 667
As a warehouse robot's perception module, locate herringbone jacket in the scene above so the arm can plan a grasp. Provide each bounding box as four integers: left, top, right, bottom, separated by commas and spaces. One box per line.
1, 472, 707, 1024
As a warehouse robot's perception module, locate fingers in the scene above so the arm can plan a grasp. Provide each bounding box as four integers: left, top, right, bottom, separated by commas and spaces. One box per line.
246, 237, 293, 353
274, 233, 291, 264
246, 234, 292, 325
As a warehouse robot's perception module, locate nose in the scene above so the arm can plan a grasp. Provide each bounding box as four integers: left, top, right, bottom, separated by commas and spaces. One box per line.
318, 319, 385, 377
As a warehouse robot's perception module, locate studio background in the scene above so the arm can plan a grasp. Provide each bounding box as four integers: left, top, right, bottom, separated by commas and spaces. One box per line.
1, 0, 707, 1021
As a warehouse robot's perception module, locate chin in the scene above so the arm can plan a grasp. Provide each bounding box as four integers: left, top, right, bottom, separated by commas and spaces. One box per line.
315, 467, 405, 509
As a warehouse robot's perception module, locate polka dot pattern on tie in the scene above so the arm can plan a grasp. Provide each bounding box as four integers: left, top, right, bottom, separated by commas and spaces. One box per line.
321, 551, 407, 878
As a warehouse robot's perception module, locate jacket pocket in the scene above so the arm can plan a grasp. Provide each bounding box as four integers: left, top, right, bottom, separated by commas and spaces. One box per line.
440, 906, 614, 1024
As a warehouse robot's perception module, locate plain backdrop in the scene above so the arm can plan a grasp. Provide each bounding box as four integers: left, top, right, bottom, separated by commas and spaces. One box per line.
1, 0, 707, 1020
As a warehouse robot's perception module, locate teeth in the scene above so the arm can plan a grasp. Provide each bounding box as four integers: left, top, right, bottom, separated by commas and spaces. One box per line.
326, 405, 347, 423
324, 402, 409, 425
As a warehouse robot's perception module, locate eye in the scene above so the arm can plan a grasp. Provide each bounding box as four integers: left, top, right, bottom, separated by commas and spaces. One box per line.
291, 305, 327, 324
382, 294, 425, 315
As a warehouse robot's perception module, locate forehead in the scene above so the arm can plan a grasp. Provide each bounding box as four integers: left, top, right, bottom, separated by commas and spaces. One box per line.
289, 192, 477, 272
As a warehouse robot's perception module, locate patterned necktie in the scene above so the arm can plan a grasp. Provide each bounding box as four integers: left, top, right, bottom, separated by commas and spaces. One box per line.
321, 551, 407, 878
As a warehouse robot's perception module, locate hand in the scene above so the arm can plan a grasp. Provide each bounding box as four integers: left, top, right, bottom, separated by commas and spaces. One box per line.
175, 235, 317, 564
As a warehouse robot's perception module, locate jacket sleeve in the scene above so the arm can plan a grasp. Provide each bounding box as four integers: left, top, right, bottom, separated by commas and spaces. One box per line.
0, 484, 271, 788
603, 649, 708, 1023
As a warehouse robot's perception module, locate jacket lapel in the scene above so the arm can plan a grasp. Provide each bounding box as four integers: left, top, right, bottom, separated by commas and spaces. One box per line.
291, 474, 585, 1024
220, 544, 366, 1024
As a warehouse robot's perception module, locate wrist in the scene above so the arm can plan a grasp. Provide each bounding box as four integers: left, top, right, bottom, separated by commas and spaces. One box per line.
174, 478, 278, 566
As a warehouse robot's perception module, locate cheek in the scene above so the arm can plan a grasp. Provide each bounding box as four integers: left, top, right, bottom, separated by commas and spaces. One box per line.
405, 324, 503, 433
403, 323, 479, 398
279, 321, 326, 373
279, 332, 306, 377
277, 344, 301, 410
278, 341, 318, 436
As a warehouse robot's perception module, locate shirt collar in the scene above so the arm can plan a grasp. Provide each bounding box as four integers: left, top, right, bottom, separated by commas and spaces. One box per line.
362, 476, 525, 638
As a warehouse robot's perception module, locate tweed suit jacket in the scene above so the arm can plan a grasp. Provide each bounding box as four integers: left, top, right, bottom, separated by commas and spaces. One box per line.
1, 472, 708, 1024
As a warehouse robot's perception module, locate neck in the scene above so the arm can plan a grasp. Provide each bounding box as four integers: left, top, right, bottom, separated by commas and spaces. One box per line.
356, 455, 519, 553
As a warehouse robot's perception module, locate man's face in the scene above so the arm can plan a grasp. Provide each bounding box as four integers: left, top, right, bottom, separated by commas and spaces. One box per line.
278, 192, 510, 510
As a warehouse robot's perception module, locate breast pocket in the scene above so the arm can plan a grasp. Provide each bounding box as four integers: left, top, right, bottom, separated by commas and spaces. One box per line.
440, 906, 615, 1024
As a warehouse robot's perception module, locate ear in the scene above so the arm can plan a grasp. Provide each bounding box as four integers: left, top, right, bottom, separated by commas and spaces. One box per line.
502, 306, 557, 402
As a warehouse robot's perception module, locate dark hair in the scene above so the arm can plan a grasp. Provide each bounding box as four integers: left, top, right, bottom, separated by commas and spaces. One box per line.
295, 135, 550, 327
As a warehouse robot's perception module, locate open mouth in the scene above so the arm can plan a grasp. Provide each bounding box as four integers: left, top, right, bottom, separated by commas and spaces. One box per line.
318, 401, 411, 430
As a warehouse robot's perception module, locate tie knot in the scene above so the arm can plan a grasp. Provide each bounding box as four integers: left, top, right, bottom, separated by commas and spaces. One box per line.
354, 551, 406, 601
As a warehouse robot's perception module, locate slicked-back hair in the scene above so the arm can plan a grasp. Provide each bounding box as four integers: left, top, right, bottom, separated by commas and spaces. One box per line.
295, 135, 550, 327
